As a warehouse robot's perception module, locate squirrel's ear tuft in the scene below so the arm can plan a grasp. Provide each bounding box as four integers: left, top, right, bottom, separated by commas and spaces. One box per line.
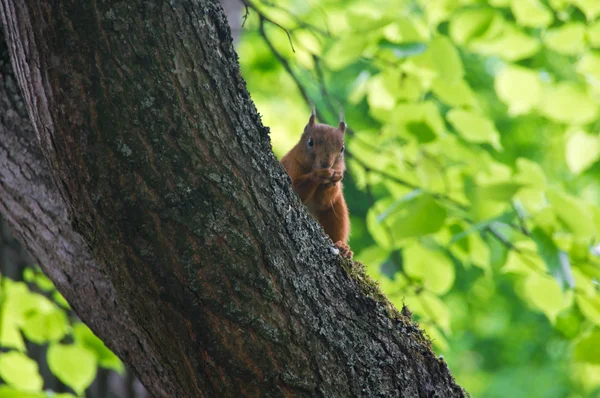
338, 121, 346, 134
308, 108, 316, 126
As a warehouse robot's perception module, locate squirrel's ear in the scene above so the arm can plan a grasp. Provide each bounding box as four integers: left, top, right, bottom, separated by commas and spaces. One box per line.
338, 121, 346, 134
308, 112, 316, 126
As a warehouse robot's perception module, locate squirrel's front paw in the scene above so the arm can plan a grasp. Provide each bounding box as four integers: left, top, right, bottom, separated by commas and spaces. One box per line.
313, 168, 334, 183
331, 171, 343, 183
334, 241, 353, 259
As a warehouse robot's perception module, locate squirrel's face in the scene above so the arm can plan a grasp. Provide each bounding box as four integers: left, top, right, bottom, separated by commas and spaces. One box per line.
302, 114, 346, 172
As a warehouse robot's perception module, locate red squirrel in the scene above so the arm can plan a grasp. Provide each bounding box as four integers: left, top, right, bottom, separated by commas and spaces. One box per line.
281, 112, 353, 258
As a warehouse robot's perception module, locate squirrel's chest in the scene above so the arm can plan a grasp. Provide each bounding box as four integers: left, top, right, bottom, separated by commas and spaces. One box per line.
304, 187, 335, 215
305, 200, 319, 217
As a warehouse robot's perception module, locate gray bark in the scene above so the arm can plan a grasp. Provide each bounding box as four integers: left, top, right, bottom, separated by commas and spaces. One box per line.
0, 1, 466, 397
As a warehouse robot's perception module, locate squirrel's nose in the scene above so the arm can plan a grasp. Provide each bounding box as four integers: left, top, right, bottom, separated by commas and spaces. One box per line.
321, 162, 332, 168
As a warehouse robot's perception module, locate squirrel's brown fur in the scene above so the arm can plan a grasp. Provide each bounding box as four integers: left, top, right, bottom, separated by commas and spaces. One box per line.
281, 113, 352, 258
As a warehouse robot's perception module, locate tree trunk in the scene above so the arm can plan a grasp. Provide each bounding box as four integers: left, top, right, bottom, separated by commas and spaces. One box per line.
0, 1, 465, 397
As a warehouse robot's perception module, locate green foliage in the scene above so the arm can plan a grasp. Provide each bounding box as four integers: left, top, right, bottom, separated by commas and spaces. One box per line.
0, 270, 123, 396
239, 0, 600, 395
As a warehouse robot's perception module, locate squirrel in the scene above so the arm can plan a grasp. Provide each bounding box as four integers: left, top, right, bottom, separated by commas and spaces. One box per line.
281, 112, 353, 258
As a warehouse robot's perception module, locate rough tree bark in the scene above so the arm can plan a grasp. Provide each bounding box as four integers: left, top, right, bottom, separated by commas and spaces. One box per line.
0, 1, 466, 397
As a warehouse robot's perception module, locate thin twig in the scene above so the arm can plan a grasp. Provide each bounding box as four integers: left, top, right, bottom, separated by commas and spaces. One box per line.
242, 0, 296, 52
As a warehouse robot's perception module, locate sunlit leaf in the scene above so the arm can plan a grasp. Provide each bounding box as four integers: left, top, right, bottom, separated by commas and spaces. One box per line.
547, 189, 598, 239
421, 323, 450, 351
538, 82, 599, 124
571, 0, 600, 20
565, 130, 600, 174
384, 194, 448, 241
354, 245, 390, 267
47, 344, 97, 395
432, 79, 477, 107
576, 53, 600, 88
514, 158, 547, 188
73, 323, 124, 373
0, 386, 45, 398
469, 233, 492, 275
367, 74, 396, 111
524, 273, 572, 323
0, 352, 43, 392
576, 293, 600, 326
404, 244, 455, 295
22, 307, 69, 344
471, 25, 540, 61
419, 291, 452, 333
574, 330, 600, 364
531, 228, 575, 289
544, 23, 587, 55
429, 35, 464, 81
348, 71, 371, 104
53, 291, 71, 310
495, 64, 542, 115
449, 8, 498, 45
447, 109, 502, 150
324, 35, 369, 70
419, 0, 460, 26
588, 21, 600, 47
511, 0, 553, 27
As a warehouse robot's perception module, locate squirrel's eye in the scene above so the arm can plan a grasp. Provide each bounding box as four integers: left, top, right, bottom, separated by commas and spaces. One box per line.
340, 145, 345, 153
307, 137, 314, 147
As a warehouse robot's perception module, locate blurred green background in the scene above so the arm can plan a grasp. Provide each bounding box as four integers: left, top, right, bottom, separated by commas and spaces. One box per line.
2, 0, 600, 396
237, 0, 600, 396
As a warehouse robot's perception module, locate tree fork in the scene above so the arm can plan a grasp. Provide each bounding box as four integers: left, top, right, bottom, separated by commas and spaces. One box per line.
0, 1, 465, 397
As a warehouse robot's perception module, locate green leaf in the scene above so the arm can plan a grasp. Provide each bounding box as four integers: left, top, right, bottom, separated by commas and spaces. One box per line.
547, 189, 598, 239
502, 242, 546, 275
406, 121, 437, 143
22, 307, 69, 344
449, 8, 498, 45
367, 74, 396, 111
471, 25, 541, 61
571, 0, 600, 20
391, 101, 446, 137
544, 23, 587, 55
465, 178, 522, 221
495, 65, 541, 115
384, 193, 448, 241
432, 79, 477, 107
52, 291, 71, 310
367, 198, 394, 250
447, 109, 502, 150
47, 344, 97, 395
531, 228, 575, 289
538, 82, 599, 125
22, 268, 35, 283
0, 386, 45, 398
576, 293, 600, 326
588, 21, 600, 47
404, 244, 455, 295
511, 0, 553, 27
0, 351, 43, 392
379, 40, 427, 58
574, 330, 600, 364
523, 273, 572, 323
324, 35, 369, 70
33, 273, 55, 292
73, 323, 124, 373
576, 53, 600, 84
565, 130, 600, 175
429, 35, 464, 82
514, 158, 547, 188
354, 245, 390, 267
419, 291, 452, 333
